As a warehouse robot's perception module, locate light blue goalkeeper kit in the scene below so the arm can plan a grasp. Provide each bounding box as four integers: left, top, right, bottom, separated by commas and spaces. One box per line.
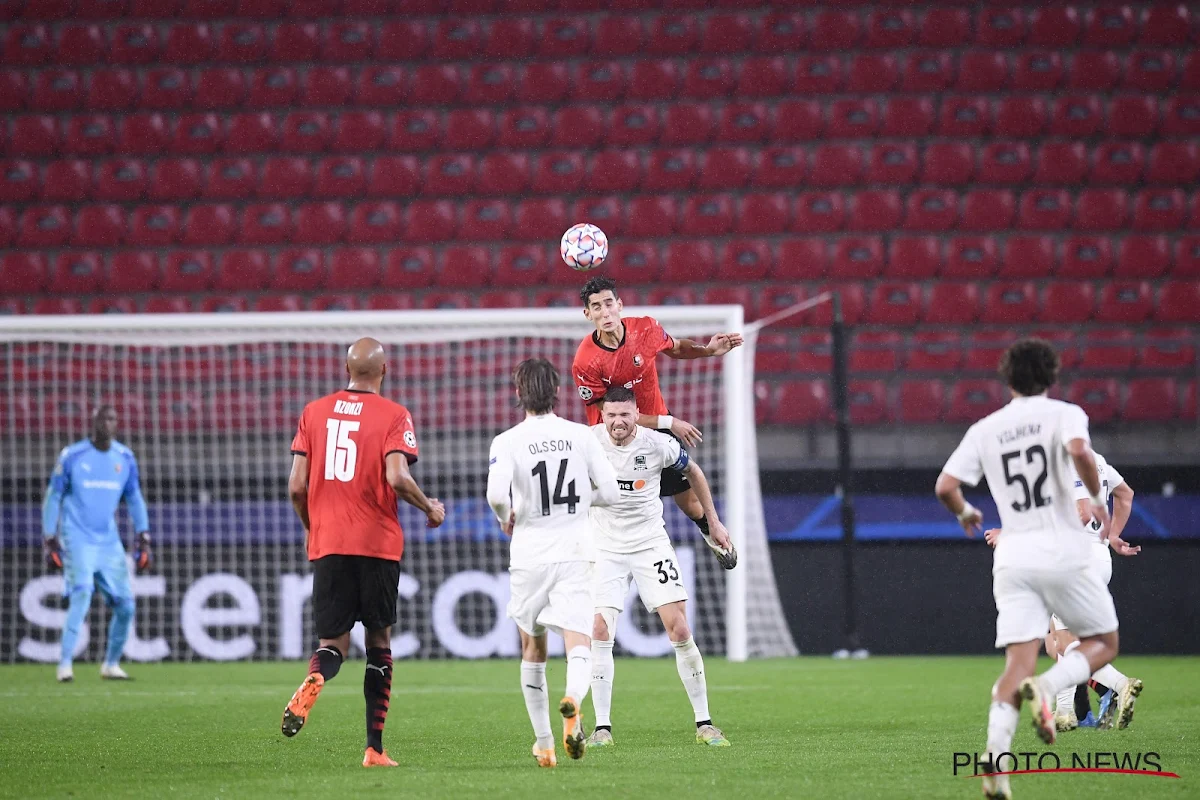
43, 438, 149, 668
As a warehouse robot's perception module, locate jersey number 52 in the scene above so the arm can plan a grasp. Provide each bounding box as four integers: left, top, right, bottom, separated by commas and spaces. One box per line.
531, 459, 580, 516
325, 419, 360, 482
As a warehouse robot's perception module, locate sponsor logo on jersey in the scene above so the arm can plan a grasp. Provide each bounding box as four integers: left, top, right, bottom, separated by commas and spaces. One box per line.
617, 479, 647, 491
634, 455, 648, 470
633, 354, 643, 367
81, 479, 122, 490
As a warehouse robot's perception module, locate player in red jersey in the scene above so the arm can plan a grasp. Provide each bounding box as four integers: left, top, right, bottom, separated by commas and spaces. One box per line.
280, 337, 445, 768
572, 277, 742, 569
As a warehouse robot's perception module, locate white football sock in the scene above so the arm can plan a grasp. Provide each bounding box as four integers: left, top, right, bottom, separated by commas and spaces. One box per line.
1055, 639, 1081, 713
1038, 650, 1091, 697
520, 661, 553, 750
1091, 664, 1128, 694
672, 637, 710, 723
565, 645, 592, 708
986, 701, 1019, 761
590, 638, 614, 728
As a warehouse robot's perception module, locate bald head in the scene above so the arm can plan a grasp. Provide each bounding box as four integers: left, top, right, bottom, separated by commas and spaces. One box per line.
346, 337, 387, 385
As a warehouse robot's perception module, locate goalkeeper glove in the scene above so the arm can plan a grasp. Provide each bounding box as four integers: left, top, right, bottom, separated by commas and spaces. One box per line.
132, 532, 152, 574
44, 536, 64, 572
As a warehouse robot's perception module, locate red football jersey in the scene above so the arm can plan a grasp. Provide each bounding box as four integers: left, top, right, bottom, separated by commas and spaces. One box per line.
572, 316, 675, 425
290, 389, 419, 562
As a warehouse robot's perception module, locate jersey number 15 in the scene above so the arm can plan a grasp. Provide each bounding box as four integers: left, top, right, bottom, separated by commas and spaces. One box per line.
325, 419, 360, 482
532, 459, 580, 516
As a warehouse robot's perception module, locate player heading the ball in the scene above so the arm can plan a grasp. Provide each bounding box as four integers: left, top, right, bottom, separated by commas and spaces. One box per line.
586, 385, 733, 749
280, 337, 445, 769
486, 358, 619, 768
572, 276, 741, 569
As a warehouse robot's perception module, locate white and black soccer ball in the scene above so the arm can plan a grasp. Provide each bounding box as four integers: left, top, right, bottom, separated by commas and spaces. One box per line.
560, 223, 609, 271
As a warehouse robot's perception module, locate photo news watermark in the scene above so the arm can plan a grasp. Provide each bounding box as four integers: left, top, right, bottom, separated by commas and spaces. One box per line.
953, 751, 1180, 780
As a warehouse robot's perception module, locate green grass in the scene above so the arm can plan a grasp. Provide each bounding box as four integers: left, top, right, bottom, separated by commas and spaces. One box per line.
3, 657, 1196, 798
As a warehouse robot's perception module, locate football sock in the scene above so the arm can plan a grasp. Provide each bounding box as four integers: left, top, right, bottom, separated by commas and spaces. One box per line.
1039, 650, 1091, 697
693, 515, 710, 537
1089, 677, 1115, 696
986, 701, 1019, 762
60, 586, 93, 668
104, 596, 135, 666
1055, 640, 1081, 714
672, 637, 710, 723
1073, 684, 1092, 721
1089, 666, 1123, 695
364, 648, 392, 753
565, 646, 592, 707
520, 661, 553, 750
308, 645, 343, 681
590, 638, 615, 728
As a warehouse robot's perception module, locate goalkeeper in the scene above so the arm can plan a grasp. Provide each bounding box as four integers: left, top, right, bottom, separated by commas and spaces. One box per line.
43, 405, 152, 682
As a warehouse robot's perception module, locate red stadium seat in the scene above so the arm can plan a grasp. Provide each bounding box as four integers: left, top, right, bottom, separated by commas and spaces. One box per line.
754, 333, 792, 375
1030, 6, 1082, 46
847, 380, 889, 425
313, 156, 366, 199
86, 68, 138, 111
31, 297, 85, 315
247, 67, 298, 107
866, 142, 918, 185
773, 99, 824, 141
254, 294, 305, 312
826, 98, 880, 139
881, 96, 934, 137
1050, 94, 1104, 137
484, 18, 535, 59
701, 12, 753, 52
867, 282, 921, 325
888, 236, 941, 279
1109, 95, 1160, 137
982, 281, 1038, 324
423, 154, 476, 196
850, 331, 901, 373
809, 143, 863, 188
998, 235, 1055, 279
604, 240, 662, 285
897, 379, 946, 423
921, 141, 974, 185
435, 245, 490, 288
907, 331, 962, 372
1018, 189, 1072, 231
1059, 235, 1113, 278
977, 7, 1027, 48
736, 56, 791, 98
381, 247, 434, 290
946, 379, 1004, 423
1139, 5, 1191, 46
938, 96, 990, 137
1132, 189, 1187, 232
645, 149, 698, 192
570, 196, 622, 239
215, 250, 270, 291
1125, 378, 1180, 422
716, 102, 771, 144
118, 113, 170, 156
1115, 235, 1172, 279
593, 15, 644, 57
0, 252, 48, 293
1140, 328, 1196, 369
1067, 379, 1120, 423
963, 330, 1011, 374
919, 7, 968, 46
703, 285, 756, 319
682, 58, 735, 100
42, 160, 92, 202
0, 159, 36, 203
1164, 96, 1200, 136
311, 293, 360, 312
347, 202, 402, 245
775, 380, 832, 425
1034, 141, 1089, 185
106, 251, 159, 292
461, 198, 511, 240
774, 239, 827, 280
354, 66, 405, 108
699, 147, 752, 190
717, 239, 771, 282
200, 294, 250, 314
127, 204, 179, 246
956, 50, 1008, 92
180, 203, 235, 246
1124, 51, 1176, 92
161, 250, 214, 291
87, 297, 137, 314
961, 189, 1016, 231
646, 15, 698, 55
33, 68, 84, 111
574, 61, 626, 103
625, 195, 676, 237
517, 62, 569, 104
1147, 141, 1200, 185
477, 152, 531, 195
923, 283, 980, 324
66, 114, 117, 156
1038, 281, 1095, 324
756, 286, 808, 328
73, 204, 127, 247
943, 236, 999, 279
498, 106, 552, 149
644, 287, 698, 307
794, 54, 842, 92
258, 157, 311, 200
1097, 281, 1154, 323
662, 240, 717, 282
829, 236, 883, 279
237, 202, 290, 245
50, 252, 103, 294
1011, 51, 1064, 91
977, 142, 1032, 185
478, 290, 526, 310
16, 205, 68, 248
1083, 6, 1135, 47
1177, 237, 1200, 277
738, 193, 791, 234
793, 192, 844, 233
1090, 142, 1145, 185
679, 193, 733, 237
1079, 330, 1135, 371
464, 63, 514, 106
810, 284, 865, 326
205, 158, 256, 200
847, 52, 899, 92
406, 199, 457, 243
494, 245, 549, 288
994, 96, 1048, 137
753, 146, 807, 189
904, 189, 959, 231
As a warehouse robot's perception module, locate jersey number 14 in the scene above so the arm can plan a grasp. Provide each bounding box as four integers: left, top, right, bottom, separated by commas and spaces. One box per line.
325, 419, 360, 482
532, 459, 580, 516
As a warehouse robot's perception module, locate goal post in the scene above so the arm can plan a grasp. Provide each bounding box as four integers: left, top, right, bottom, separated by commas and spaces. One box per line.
0, 307, 797, 663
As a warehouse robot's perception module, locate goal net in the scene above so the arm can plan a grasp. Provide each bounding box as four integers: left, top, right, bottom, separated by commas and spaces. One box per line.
0, 308, 797, 663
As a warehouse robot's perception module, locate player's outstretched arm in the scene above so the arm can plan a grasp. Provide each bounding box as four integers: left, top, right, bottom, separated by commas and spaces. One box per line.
387, 452, 444, 528
664, 333, 744, 360
288, 454, 311, 542
682, 460, 732, 551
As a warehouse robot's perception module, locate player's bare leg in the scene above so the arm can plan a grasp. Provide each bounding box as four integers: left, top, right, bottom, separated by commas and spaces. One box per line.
282, 632, 346, 738
673, 489, 736, 570
520, 630, 556, 767
560, 629, 592, 760
362, 626, 397, 767
658, 601, 728, 746
588, 610, 617, 747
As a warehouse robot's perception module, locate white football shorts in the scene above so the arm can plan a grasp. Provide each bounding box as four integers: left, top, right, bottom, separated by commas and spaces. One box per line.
994, 565, 1118, 648
594, 542, 689, 614
507, 561, 594, 638
1051, 544, 1114, 631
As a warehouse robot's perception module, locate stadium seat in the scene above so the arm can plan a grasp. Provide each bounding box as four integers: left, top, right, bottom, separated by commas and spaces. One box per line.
646, 149, 698, 192
847, 190, 902, 231
1039, 281, 1095, 323
752, 146, 806, 188
205, 158, 256, 199
1097, 280, 1154, 323
717, 102, 771, 144
517, 62, 570, 105
942, 236, 998, 278
477, 152, 531, 195
699, 147, 753, 190
997, 235, 1055, 279
622, 195, 673, 237
435, 245, 490, 288
194, 67, 247, 110
200, 294, 250, 314
31, 297, 85, 315
1139, 328, 1196, 369
1056, 235, 1112, 278
354, 66, 405, 108
1109, 94, 1160, 137
702, 285, 756, 319
1011, 51, 1064, 91
1067, 378, 1120, 423
1139, 5, 1191, 46
867, 282, 921, 325
1132, 189, 1187, 232
105, 251, 159, 293
680, 194, 733, 237
422, 154, 476, 197
310, 293, 361, 312
50, 252, 104, 294
946, 379, 1004, 423
0, 252, 48, 293
850, 331, 901, 373
1125, 378, 1180, 422
119, 113, 170, 157
180, 203, 235, 246
938, 96, 990, 137
215, 250, 269, 291
962, 329, 1012, 374
126, 204, 178, 246
1114, 235, 1172, 278
493, 245, 548, 288
87, 297, 138, 314
774, 380, 831, 425
961, 189, 1016, 231
604, 240, 662, 285
65, 114, 116, 156
550, 106, 607, 149
662, 240, 717, 282
1079, 329, 1136, 371
904, 189, 959, 231
347, 202, 402, 245
160, 251, 213, 292
920, 141, 974, 186
459, 198, 509, 241
1018, 189, 1072, 231
366, 156, 420, 199
236, 202, 290, 245
897, 379, 946, 423
846, 380, 889, 425
272, 248, 326, 291
738, 193, 790, 235
810, 284, 865, 326
381, 247, 434, 290
644, 286, 698, 307
406, 199, 457, 243
753, 332, 792, 375
573, 61, 626, 103
587, 150, 643, 193
830, 236, 884, 279
907, 331, 962, 372
1146, 141, 1200, 185
247, 67, 298, 107
1033, 141, 1088, 185
258, 157, 311, 200
982, 281, 1038, 323
887, 236, 941, 279
773, 238, 827, 280
42, 159, 92, 202
1050, 94, 1104, 138
478, 290, 528, 310
253, 294, 305, 312
18, 205, 71, 248
86, 68, 138, 111
924, 282, 980, 324
378, 19, 428, 60
792, 192, 844, 233
484, 17, 535, 59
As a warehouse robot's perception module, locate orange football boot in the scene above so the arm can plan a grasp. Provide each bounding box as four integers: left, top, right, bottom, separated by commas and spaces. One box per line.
281, 673, 324, 737
531, 744, 557, 768
560, 696, 586, 760
363, 748, 398, 767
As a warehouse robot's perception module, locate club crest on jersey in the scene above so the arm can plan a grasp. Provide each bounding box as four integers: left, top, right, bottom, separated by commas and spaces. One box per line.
633, 354, 643, 367
634, 455, 648, 470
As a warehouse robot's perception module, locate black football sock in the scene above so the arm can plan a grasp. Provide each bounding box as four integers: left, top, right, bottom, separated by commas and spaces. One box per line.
693, 515, 710, 538
595, 725, 612, 733
1073, 683, 1091, 720
365, 647, 393, 753
308, 645, 343, 681
1089, 678, 1113, 697
696, 719, 713, 729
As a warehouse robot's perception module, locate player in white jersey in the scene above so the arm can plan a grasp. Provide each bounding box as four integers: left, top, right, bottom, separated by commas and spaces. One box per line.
935, 338, 1135, 800
486, 358, 619, 768
582, 386, 734, 749
985, 451, 1142, 732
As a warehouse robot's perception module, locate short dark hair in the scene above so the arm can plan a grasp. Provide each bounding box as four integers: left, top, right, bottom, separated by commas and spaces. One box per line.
602, 385, 636, 406
513, 358, 560, 414
580, 276, 619, 308
999, 338, 1060, 396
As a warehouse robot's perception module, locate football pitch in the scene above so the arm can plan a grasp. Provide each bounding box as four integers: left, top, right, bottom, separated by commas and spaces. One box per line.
3, 656, 1196, 799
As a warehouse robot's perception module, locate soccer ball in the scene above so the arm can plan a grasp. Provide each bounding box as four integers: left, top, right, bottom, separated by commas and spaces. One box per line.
560, 223, 609, 271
